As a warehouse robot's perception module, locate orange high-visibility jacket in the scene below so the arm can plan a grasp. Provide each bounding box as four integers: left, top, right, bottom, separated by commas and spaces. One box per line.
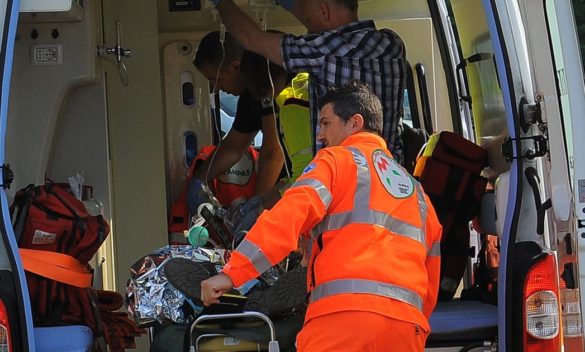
223, 132, 442, 330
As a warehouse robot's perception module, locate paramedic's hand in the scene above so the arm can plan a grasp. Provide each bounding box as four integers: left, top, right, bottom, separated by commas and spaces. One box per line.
201, 273, 233, 306
187, 178, 207, 214
229, 196, 264, 234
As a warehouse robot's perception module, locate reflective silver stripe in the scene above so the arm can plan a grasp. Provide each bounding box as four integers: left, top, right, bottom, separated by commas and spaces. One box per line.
310, 279, 423, 311
236, 239, 273, 274
291, 178, 333, 210
428, 241, 441, 257
348, 147, 370, 209
415, 184, 427, 246
311, 209, 424, 244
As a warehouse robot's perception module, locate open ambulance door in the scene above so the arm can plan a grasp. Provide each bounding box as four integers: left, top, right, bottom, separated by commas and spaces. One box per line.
536, 1, 585, 351
0, 0, 36, 351
484, 0, 583, 350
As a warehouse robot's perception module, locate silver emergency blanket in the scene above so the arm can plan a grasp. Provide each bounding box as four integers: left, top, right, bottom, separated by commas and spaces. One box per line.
126, 244, 287, 326
126, 245, 226, 326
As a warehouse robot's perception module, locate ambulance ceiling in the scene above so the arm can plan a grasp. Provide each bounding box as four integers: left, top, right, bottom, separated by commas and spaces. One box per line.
157, 0, 432, 33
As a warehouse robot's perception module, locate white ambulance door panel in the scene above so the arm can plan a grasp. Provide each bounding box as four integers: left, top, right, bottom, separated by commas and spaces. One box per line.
544, 0, 585, 345
482, 0, 553, 350
0, 0, 36, 350
520, 0, 584, 348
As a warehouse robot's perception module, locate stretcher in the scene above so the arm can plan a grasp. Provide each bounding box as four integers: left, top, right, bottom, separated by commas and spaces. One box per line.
189, 311, 282, 352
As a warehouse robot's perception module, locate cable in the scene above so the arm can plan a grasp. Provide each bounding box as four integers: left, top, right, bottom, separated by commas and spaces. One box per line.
204, 15, 292, 199
187, 22, 226, 233
262, 12, 291, 180
204, 23, 227, 189
266, 57, 291, 180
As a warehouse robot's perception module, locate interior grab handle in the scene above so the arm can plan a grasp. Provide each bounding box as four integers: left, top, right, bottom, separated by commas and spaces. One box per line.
97, 21, 132, 86
525, 167, 552, 236
415, 63, 433, 135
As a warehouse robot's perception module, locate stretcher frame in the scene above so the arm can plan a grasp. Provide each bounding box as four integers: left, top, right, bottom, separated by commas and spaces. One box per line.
189, 311, 280, 352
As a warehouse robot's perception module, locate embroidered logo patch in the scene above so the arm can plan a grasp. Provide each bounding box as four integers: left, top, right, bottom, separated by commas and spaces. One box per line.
32, 230, 57, 245
372, 150, 414, 198
218, 150, 254, 185
302, 163, 316, 175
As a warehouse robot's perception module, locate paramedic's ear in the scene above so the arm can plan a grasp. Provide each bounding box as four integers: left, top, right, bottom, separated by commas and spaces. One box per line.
227, 60, 240, 73
351, 114, 364, 131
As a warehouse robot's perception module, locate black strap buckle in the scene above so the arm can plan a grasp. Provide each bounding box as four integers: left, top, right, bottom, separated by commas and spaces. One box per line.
1, 164, 13, 189
502, 135, 548, 162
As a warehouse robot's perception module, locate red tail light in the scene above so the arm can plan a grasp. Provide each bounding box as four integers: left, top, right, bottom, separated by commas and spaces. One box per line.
523, 254, 561, 352
0, 299, 12, 352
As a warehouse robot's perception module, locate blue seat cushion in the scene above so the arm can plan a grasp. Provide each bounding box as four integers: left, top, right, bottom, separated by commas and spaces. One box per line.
34, 325, 93, 352
428, 300, 498, 342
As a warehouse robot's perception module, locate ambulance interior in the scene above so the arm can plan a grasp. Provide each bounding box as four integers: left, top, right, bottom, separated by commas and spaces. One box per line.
8, 0, 577, 351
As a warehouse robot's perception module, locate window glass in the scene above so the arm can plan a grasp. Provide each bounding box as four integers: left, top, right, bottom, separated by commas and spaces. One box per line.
447, 0, 509, 174
402, 89, 413, 128
572, 0, 585, 72
184, 132, 197, 168
547, 0, 583, 174
219, 91, 263, 145
180, 71, 196, 107
181, 82, 194, 107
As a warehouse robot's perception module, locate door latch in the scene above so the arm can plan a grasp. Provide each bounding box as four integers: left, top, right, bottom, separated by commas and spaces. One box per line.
502, 135, 548, 162
519, 97, 542, 133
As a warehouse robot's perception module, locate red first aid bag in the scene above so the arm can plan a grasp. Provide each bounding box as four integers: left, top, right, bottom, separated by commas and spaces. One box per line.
10, 182, 109, 332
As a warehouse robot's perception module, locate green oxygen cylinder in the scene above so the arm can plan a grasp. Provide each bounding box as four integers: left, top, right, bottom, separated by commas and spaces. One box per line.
186, 225, 209, 247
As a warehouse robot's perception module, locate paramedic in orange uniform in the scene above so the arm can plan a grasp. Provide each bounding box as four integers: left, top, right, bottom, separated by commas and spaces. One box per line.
201, 81, 442, 351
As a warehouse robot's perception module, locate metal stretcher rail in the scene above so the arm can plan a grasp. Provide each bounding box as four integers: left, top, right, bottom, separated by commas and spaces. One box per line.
189, 311, 280, 352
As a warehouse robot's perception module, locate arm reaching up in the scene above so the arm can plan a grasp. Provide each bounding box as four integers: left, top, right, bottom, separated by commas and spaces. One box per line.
211, 0, 285, 66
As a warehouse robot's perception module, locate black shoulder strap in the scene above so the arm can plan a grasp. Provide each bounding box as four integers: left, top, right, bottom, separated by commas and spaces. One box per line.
10, 184, 35, 241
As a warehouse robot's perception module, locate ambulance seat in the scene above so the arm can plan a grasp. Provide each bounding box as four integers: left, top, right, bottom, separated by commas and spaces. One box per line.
34, 325, 93, 352
428, 300, 498, 343
427, 177, 499, 346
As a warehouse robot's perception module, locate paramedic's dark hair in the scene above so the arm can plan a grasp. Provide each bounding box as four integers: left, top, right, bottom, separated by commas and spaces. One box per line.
193, 31, 243, 70
332, 0, 358, 13
318, 80, 383, 136
240, 30, 288, 99
240, 50, 286, 99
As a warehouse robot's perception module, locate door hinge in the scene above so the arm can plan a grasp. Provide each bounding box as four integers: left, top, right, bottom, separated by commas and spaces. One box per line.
502, 135, 548, 162
519, 97, 542, 133
1, 163, 13, 189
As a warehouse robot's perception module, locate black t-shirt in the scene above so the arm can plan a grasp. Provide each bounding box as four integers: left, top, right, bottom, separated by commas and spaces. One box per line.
231, 89, 291, 178
231, 89, 277, 134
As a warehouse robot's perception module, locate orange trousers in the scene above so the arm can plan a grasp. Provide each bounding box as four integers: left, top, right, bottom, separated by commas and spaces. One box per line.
296, 311, 429, 352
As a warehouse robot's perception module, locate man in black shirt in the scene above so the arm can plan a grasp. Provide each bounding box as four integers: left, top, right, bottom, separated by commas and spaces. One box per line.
188, 31, 285, 213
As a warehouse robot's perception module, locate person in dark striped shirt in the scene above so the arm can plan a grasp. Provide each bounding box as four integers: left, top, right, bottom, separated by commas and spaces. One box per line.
207, 0, 407, 164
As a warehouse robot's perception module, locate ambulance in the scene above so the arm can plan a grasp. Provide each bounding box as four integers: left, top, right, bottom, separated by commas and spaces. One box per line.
0, 0, 584, 351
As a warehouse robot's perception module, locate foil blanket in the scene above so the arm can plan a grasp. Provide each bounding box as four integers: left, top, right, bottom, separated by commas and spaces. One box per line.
125, 245, 225, 326
126, 245, 284, 326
